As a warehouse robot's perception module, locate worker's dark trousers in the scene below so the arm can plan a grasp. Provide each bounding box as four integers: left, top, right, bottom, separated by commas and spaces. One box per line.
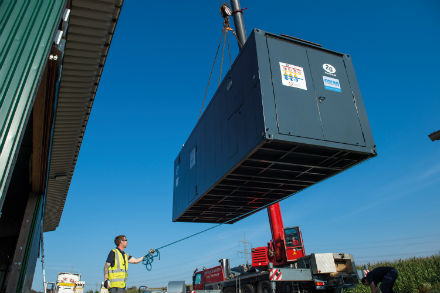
380, 268, 398, 293
110, 288, 126, 293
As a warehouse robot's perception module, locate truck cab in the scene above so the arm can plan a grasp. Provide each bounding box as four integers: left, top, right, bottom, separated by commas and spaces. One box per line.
193, 265, 225, 290
45, 282, 56, 293
283, 226, 305, 262
54, 272, 82, 293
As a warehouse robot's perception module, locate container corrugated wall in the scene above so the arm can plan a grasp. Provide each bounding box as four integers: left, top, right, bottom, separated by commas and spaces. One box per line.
0, 0, 66, 209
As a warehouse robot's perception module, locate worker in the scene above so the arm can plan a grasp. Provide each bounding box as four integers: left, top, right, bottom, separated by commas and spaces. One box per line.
361, 266, 398, 293
104, 235, 146, 292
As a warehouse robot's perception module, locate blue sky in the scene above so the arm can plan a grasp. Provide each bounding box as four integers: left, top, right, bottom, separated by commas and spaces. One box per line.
33, 0, 440, 291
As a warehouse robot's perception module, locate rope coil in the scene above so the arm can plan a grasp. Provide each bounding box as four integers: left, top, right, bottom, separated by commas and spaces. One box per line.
143, 249, 160, 271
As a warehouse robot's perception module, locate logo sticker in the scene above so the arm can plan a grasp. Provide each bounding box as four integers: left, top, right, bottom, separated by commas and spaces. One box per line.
279, 62, 307, 90
323, 64, 336, 75
323, 76, 341, 92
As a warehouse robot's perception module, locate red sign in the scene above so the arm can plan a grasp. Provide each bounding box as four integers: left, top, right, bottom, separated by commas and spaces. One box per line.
203, 266, 225, 284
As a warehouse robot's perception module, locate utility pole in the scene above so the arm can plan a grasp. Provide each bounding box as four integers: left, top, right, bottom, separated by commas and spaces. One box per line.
230, 0, 247, 49
238, 233, 251, 265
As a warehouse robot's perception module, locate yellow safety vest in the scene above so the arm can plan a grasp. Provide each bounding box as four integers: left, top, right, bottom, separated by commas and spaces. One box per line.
108, 249, 128, 288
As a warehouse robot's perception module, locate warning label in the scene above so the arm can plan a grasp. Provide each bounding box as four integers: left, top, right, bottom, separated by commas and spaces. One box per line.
279, 62, 307, 90
323, 76, 341, 92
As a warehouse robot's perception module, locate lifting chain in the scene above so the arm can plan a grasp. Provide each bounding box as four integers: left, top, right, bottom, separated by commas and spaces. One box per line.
198, 3, 241, 120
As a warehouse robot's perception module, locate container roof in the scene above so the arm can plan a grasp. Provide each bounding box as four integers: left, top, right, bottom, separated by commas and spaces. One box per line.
44, 0, 123, 231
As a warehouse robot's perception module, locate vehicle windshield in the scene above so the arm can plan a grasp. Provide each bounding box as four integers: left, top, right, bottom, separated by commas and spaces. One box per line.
284, 227, 300, 247
194, 273, 202, 285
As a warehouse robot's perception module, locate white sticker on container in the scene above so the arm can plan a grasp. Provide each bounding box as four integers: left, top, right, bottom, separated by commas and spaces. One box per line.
190, 147, 196, 169
323, 76, 341, 92
279, 62, 307, 90
323, 64, 336, 75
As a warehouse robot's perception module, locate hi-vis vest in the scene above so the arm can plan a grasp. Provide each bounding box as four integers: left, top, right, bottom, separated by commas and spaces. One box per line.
108, 249, 128, 288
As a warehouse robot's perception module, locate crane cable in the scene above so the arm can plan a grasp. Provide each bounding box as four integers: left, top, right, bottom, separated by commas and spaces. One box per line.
198, 4, 241, 120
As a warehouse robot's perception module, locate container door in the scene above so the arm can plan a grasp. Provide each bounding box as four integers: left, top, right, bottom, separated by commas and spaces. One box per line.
266, 37, 323, 140
306, 49, 366, 146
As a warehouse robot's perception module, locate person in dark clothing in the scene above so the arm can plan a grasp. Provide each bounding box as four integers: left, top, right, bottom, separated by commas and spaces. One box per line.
361, 266, 398, 293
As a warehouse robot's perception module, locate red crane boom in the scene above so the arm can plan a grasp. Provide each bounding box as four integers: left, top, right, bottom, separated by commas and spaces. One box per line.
252, 203, 306, 267
267, 203, 286, 264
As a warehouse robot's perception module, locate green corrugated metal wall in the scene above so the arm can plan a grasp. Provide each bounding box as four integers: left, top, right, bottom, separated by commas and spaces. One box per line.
0, 0, 66, 211
19, 196, 44, 292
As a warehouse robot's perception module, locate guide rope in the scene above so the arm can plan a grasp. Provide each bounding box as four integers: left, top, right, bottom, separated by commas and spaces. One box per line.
198, 4, 241, 120
142, 195, 289, 271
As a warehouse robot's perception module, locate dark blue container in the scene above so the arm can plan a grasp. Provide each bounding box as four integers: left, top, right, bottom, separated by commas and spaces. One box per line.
173, 29, 376, 223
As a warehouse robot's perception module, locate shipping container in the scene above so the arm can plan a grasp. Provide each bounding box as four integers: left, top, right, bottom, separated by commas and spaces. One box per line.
173, 29, 376, 223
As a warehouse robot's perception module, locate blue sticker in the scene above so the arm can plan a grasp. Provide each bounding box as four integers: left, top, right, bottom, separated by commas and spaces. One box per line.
323, 76, 341, 92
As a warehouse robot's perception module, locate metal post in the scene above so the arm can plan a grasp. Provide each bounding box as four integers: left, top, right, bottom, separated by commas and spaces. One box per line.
230, 0, 247, 49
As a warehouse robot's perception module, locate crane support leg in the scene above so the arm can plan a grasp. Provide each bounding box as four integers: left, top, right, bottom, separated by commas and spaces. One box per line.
268, 262, 276, 293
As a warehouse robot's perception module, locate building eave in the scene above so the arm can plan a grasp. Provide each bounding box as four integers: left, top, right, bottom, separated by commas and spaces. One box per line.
44, 0, 124, 232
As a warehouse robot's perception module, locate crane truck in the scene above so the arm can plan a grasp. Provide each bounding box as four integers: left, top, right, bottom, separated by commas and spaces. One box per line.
45, 272, 85, 293
191, 203, 362, 293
